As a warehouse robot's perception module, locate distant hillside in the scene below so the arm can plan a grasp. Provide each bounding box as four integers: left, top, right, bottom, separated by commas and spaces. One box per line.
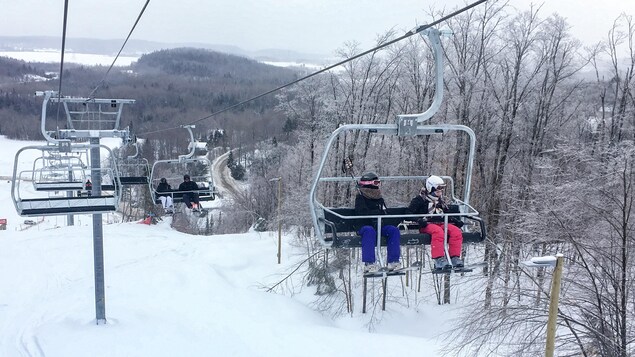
0, 56, 48, 81
0, 36, 329, 65
134, 48, 291, 79
0, 48, 300, 147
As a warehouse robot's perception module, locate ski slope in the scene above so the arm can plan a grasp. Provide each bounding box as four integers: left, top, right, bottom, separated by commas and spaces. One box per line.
0, 136, 460, 356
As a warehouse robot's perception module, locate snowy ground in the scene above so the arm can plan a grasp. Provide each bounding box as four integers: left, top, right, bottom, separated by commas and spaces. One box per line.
1, 51, 325, 70
0, 51, 138, 66
0, 136, 472, 356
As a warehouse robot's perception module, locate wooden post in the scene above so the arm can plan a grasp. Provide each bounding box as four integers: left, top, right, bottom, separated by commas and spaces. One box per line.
406, 248, 410, 287
545, 254, 564, 357
382, 278, 387, 311
268, 177, 283, 264
362, 277, 368, 313
276, 178, 282, 264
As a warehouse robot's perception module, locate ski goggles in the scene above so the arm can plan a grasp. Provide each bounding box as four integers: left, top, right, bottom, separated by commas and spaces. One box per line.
359, 180, 381, 186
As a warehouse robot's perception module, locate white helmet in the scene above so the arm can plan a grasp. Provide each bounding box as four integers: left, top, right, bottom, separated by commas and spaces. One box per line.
425, 175, 446, 193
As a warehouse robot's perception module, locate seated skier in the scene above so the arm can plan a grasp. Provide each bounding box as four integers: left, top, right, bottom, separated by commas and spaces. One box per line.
354, 172, 401, 273
156, 178, 174, 214
408, 175, 464, 271
178, 174, 201, 212
85, 179, 92, 196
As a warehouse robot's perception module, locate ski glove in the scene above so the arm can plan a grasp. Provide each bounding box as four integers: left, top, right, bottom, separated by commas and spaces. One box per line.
450, 218, 464, 228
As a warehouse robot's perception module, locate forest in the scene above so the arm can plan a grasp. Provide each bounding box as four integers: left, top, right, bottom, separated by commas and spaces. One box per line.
1, 1, 634, 356
262, 4, 633, 357
0, 47, 299, 147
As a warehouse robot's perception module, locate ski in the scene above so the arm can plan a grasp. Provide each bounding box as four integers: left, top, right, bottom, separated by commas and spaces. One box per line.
195, 208, 208, 217
363, 268, 406, 278
189, 203, 208, 217
392, 261, 424, 273
431, 261, 487, 274
363, 261, 423, 278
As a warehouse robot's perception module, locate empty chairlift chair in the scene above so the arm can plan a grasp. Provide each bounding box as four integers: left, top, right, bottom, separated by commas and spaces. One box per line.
12, 143, 122, 216
117, 140, 150, 186
30, 151, 89, 192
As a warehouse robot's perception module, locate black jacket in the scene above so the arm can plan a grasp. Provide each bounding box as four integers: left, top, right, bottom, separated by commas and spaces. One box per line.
156, 182, 172, 197
408, 194, 443, 223
178, 180, 199, 192
354, 192, 387, 228
408, 194, 462, 226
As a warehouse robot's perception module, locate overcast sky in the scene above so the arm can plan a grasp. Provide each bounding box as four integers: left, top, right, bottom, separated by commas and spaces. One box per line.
3, 0, 635, 55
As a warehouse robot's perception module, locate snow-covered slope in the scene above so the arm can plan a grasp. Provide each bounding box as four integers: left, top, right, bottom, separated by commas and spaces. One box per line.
0, 136, 456, 356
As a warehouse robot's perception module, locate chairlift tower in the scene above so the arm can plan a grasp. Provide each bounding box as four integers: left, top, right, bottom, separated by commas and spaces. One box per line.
19, 90, 136, 324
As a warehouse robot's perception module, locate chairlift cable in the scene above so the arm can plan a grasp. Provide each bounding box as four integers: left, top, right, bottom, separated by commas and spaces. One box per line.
138, 0, 487, 137
86, 0, 151, 100
55, 0, 70, 126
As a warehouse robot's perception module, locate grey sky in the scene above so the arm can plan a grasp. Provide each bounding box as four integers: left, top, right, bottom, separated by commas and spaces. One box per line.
2, 0, 634, 55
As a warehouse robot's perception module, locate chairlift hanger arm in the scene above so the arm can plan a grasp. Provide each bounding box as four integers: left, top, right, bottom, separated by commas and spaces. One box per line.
397, 28, 450, 125
179, 125, 197, 162
38, 91, 65, 144
126, 141, 141, 160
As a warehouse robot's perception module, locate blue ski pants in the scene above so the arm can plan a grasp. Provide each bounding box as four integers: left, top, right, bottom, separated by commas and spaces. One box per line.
359, 225, 400, 264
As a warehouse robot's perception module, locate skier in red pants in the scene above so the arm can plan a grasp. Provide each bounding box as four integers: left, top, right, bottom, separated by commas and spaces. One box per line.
408, 175, 464, 270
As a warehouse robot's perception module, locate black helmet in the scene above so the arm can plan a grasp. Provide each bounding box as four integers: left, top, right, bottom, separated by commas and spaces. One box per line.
184, 174, 190, 180
160, 178, 167, 183
359, 172, 380, 187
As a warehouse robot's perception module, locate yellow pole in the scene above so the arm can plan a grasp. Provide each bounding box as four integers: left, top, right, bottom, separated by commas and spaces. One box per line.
276, 178, 282, 264
545, 254, 564, 357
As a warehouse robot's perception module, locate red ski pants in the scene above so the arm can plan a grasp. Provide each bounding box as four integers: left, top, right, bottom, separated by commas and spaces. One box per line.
420, 223, 463, 258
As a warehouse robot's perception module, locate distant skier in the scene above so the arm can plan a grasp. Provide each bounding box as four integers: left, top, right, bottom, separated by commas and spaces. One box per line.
408, 175, 464, 271
85, 179, 92, 196
178, 174, 201, 211
156, 178, 174, 213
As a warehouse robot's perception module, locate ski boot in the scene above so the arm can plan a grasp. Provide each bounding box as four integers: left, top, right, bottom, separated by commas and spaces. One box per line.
450, 256, 464, 268
434, 257, 451, 271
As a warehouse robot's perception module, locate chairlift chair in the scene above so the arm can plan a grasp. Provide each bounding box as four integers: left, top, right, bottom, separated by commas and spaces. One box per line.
30, 150, 89, 192
117, 140, 150, 185
309, 28, 486, 256
149, 125, 217, 207
12, 143, 122, 216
